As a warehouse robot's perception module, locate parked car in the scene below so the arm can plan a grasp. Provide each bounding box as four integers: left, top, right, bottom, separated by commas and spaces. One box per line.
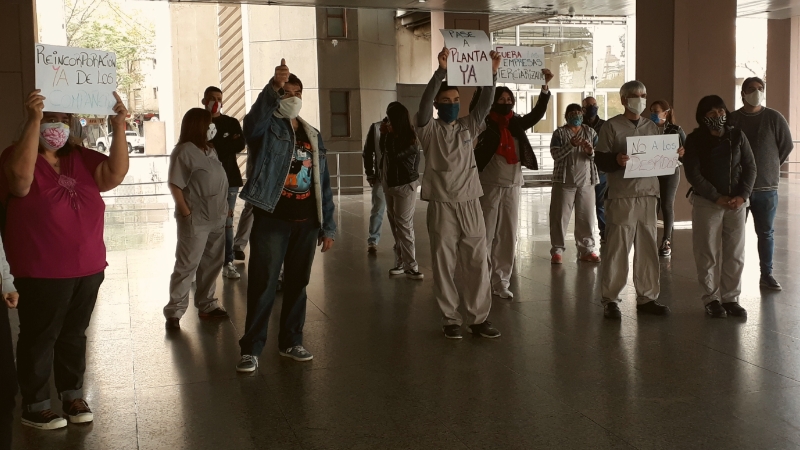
96, 131, 145, 153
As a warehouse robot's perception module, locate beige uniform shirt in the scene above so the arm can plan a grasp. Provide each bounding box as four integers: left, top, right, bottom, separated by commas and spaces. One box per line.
479, 137, 524, 188
416, 114, 485, 203
169, 142, 229, 228
596, 115, 661, 199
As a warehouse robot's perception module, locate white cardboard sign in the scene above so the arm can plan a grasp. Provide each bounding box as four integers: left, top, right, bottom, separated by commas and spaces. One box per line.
494, 45, 546, 85
35, 44, 118, 115
623, 134, 681, 178
440, 29, 493, 86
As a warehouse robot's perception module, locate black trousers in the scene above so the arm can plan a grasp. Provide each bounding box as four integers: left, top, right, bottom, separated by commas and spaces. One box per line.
0, 308, 16, 450
15, 272, 104, 412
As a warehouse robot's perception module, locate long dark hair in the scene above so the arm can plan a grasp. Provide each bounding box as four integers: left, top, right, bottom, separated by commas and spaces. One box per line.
385, 102, 417, 148
177, 108, 212, 150
694, 95, 729, 132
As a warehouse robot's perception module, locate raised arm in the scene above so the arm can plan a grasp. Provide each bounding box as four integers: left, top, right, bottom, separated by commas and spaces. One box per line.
517, 69, 554, 130
417, 48, 449, 127
94, 92, 131, 192
5, 91, 45, 197
243, 58, 289, 143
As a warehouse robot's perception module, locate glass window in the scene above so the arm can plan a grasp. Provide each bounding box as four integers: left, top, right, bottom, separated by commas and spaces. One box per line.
330, 91, 350, 137
327, 8, 346, 38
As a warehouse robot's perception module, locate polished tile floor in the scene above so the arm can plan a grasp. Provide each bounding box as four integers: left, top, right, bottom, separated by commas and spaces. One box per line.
8, 181, 800, 449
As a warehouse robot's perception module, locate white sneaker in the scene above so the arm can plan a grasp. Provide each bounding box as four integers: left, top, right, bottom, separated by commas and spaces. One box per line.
493, 288, 514, 299
389, 266, 405, 276
223, 262, 241, 279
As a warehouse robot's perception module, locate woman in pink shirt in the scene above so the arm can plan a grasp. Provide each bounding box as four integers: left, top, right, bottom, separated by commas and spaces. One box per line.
0, 90, 129, 430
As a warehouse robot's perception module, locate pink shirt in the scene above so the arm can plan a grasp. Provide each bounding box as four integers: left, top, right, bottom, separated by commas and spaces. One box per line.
0, 146, 108, 279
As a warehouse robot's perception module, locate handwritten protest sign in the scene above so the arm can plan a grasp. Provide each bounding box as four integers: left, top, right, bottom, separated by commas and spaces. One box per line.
494, 46, 546, 85
440, 29, 492, 86
35, 44, 118, 116
624, 134, 681, 178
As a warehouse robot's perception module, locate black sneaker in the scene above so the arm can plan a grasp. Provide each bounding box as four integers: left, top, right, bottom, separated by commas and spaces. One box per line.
760, 275, 783, 291
165, 318, 180, 330
63, 399, 93, 424
604, 302, 622, 319
199, 307, 229, 319
234, 250, 246, 261
443, 325, 462, 339
722, 302, 747, 317
405, 270, 424, 280
469, 321, 501, 338
659, 239, 672, 257
637, 301, 670, 316
21, 409, 67, 430
705, 300, 727, 318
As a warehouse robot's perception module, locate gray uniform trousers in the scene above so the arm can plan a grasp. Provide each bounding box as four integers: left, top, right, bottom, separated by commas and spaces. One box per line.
549, 183, 597, 257
691, 195, 747, 305
479, 184, 520, 290
427, 199, 492, 326
385, 183, 419, 271
601, 197, 660, 305
164, 217, 225, 319
233, 202, 254, 252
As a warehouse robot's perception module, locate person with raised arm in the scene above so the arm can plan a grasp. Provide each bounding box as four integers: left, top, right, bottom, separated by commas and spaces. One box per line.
415, 47, 502, 339
235, 59, 336, 373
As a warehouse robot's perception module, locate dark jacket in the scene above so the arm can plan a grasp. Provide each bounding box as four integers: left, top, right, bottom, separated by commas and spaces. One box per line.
362, 119, 386, 181
683, 126, 757, 202
471, 89, 551, 172
210, 115, 246, 187
380, 132, 420, 188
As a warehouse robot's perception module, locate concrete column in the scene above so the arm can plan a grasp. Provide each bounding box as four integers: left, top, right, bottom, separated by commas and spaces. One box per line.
636, 0, 737, 224
767, 17, 800, 179
2, 0, 36, 147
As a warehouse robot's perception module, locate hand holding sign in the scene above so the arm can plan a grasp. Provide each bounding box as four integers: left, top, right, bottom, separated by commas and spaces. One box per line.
25, 90, 46, 123
109, 92, 128, 130
542, 68, 554, 85
438, 47, 449, 71
490, 50, 502, 74
617, 153, 630, 167
273, 58, 290, 90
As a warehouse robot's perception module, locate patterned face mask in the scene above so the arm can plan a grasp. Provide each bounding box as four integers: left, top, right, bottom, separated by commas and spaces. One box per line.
703, 115, 727, 131
39, 122, 70, 151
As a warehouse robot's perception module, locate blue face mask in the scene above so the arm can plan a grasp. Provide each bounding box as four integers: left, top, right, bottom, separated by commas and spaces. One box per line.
568, 115, 583, 127
436, 103, 460, 123
650, 112, 663, 124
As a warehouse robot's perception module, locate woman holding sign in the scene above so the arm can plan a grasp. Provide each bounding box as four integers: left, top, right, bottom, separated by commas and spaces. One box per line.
548, 104, 601, 265
649, 100, 687, 257
0, 89, 129, 430
471, 70, 553, 299
683, 95, 756, 318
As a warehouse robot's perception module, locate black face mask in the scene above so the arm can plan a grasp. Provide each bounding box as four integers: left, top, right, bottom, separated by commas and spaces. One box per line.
491, 103, 514, 115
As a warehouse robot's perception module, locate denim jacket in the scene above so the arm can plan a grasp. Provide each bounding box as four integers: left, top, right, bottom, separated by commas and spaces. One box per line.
240, 81, 337, 239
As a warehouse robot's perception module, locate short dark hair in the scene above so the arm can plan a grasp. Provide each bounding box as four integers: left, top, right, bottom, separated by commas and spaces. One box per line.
695, 95, 729, 128
286, 74, 303, 92
493, 86, 515, 106
436, 82, 459, 100
177, 108, 213, 150
204, 86, 222, 98
565, 103, 582, 115
742, 77, 765, 94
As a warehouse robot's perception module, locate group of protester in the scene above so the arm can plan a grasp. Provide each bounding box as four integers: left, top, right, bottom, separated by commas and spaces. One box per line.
0, 46, 793, 446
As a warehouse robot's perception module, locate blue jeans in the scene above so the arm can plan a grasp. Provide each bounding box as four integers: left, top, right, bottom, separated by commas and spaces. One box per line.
238, 210, 319, 357
368, 184, 386, 245
225, 187, 239, 264
749, 190, 779, 276
595, 173, 608, 237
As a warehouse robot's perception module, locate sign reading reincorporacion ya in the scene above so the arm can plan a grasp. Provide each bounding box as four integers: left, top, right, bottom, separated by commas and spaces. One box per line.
35, 44, 118, 116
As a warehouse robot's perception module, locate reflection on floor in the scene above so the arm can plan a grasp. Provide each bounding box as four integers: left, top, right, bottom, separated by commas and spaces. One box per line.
9, 182, 800, 449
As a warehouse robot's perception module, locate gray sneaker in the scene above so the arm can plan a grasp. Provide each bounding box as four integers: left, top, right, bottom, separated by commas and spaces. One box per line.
236, 355, 258, 373
279, 346, 314, 362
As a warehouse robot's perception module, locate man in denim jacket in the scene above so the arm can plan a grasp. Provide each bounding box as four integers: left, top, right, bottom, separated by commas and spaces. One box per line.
235, 59, 336, 373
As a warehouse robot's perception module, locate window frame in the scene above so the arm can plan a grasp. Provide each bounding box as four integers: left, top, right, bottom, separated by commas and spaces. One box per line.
326, 8, 347, 38
329, 90, 351, 138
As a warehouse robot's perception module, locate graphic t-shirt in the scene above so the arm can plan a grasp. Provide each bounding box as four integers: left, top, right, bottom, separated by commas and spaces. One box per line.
268, 126, 316, 222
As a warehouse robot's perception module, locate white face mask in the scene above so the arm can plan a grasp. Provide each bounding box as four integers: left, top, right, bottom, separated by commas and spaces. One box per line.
744, 90, 765, 108
40, 122, 71, 151
206, 100, 222, 115
626, 97, 647, 116
275, 96, 303, 119
207, 123, 217, 141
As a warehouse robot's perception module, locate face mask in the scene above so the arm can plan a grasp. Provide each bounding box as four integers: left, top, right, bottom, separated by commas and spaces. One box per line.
206, 100, 222, 115
584, 105, 598, 119
626, 97, 647, 116
567, 114, 584, 127
275, 96, 302, 119
39, 122, 70, 151
436, 103, 460, 123
491, 103, 513, 115
703, 115, 727, 131
744, 90, 765, 108
650, 112, 663, 124
207, 123, 217, 141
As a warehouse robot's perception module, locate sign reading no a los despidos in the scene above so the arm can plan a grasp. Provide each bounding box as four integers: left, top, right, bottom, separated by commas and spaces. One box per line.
35, 44, 118, 116
623, 134, 682, 178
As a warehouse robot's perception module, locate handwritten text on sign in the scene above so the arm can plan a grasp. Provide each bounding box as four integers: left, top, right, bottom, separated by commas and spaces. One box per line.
35, 44, 118, 116
494, 46, 546, 85
440, 29, 492, 86
623, 134, 681, 178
